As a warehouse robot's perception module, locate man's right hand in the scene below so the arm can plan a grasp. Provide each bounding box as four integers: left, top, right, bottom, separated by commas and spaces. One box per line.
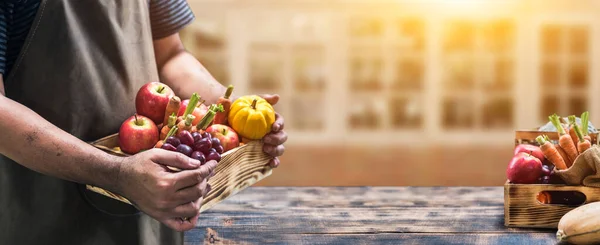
116, 148, 217, 232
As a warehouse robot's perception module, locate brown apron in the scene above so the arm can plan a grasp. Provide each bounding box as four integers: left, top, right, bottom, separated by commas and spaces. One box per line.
0, 0, 183, 244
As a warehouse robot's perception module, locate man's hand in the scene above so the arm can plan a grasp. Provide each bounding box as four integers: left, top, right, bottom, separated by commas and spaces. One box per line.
117, 148, 217, 232
257, 94, 287, 168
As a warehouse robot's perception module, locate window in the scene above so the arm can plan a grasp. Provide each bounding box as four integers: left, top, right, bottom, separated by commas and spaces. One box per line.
539, 24, 590, 121
248, 43, 284, 93
290, 45, 326, 131
441, 19, 515, 130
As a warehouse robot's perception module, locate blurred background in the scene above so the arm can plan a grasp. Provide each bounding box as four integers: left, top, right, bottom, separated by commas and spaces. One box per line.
179, 0, 600, 186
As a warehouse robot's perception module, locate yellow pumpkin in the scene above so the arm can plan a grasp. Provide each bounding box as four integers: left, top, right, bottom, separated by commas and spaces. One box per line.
228, 95, 276, 140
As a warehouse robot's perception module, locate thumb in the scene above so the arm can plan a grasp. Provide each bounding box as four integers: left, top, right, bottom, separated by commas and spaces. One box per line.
259, 94, 279, 105
152, 149, 201, 171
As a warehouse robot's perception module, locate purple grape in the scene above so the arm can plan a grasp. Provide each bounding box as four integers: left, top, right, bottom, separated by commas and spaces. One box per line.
191, 132, 202, 143
542, 165, 552, 176
176, 144, 193, 157
201, 132, 212, 140
165, 136, 181, 147
193, 138, 212, 154
177, 130, 195, 146
161, 143, 177, 151
540, 175, 551, 184
208, 147, 217, 154
214, 145, 224, 154
206, 151, 222, 162
211, 138, 221, 148
191, 151, 206, 165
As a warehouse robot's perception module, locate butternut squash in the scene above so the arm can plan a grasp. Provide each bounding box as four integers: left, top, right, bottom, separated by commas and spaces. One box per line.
557, 202, 600, 244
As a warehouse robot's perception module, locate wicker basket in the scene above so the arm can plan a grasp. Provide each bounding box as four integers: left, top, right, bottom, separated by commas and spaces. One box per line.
87, 133, 273, 213
504, 130, 599, 228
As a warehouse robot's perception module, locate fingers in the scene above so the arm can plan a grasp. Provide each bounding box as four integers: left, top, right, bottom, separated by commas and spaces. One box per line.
172, 160, 218, 190
259, 94, 279, 105
263, 144, 285, 158
263, 129, 287, 145
152, 149, 201, 170
269, 157, 281, 168
271, 112, 285, 132
171, 201, 201, 219
173, 180, 206, 205
163, 213, 199, 232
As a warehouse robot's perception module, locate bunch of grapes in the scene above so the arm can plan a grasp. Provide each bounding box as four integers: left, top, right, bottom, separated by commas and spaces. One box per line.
160, 130, 223, 165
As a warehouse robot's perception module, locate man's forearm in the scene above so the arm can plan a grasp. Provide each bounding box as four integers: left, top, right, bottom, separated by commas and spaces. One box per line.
158, 51, 229, 104
0, 95, 123, 192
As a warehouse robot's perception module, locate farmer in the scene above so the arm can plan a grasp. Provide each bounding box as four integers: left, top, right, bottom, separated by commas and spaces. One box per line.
0, 0, 287, 244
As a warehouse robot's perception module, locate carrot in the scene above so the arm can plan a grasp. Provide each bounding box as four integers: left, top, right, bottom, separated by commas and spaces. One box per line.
155, 125, 179, 148
550, 114, 578, 165
195, 104, 224, 132
556, 144, 573, 168
581, 111, 592, 143
573, 121, 591, 154
213, 85, 234, 125
163, 96, 181, 126
568, 115, 579, 152
177, 114, 195, 134
160, 113, 177, 139
536, 135, 568, 170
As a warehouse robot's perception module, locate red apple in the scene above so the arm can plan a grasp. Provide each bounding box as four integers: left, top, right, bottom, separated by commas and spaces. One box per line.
206, 124, 240, 152
135, 82, 174, 125
119, 114, 159, 155
513, 144, 545, 162
177, 99, 208, 125
507, 152, 543, 184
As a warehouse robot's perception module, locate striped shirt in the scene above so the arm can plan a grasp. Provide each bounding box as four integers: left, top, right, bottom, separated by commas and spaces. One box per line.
0, 0, 195, 76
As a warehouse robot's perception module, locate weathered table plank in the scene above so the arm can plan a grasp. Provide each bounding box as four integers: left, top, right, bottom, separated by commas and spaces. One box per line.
183, 187, 558, 245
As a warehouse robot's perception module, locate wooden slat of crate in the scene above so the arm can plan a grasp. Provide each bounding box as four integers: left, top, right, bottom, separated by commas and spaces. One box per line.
504, 181, 600, 228
87, 133, 273, 213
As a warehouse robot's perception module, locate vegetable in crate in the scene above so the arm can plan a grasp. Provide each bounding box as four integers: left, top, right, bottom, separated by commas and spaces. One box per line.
213, 85, 234, 125
229, 95, 276, 140
538, 113, 597, 134
557, 202, 600, 245
506, 152, 543, 184
135, 82, 175, 125
568, 115, 580, 152
536, 135, 568, 170
119, 114, 159, 154
573, 121, 591, 154
177, 114, 195, 133
549, 114, 578, 167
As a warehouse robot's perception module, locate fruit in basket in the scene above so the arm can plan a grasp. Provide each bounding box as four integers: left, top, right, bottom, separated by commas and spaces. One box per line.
514, 144, 545, 162
135, 82, 174, 125
206, 124, 239, 152
158, 128, 223, 163
177, 130, 195, 146
119, 114, 159, 154
229, 95, 275, 140
506, 152, 543, 184
176, 144, 193, 157
178, 97, 208, 125
557, 202, 600, 244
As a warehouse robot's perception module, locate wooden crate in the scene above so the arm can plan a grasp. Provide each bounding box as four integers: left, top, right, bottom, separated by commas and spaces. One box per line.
504, 130, 600, 228
87, 133, 273, 213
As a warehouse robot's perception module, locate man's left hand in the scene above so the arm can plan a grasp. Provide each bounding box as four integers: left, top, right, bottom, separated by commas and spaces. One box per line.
258, 94, 287, 168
